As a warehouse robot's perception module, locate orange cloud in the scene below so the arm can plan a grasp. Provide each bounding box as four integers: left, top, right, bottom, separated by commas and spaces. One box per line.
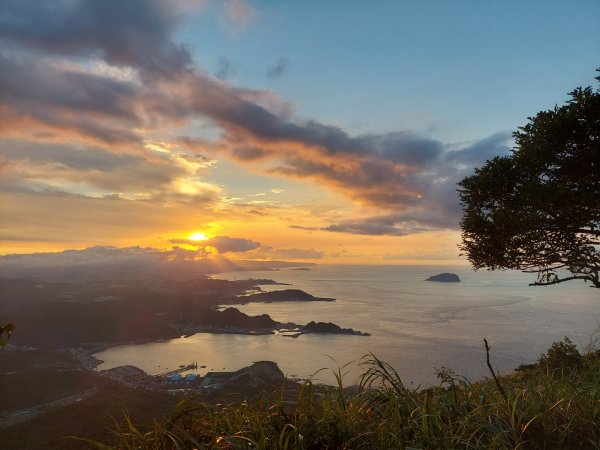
0, 0, 511, 242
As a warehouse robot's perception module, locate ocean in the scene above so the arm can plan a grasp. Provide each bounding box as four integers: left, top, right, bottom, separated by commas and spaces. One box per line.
94, 265, 600, 386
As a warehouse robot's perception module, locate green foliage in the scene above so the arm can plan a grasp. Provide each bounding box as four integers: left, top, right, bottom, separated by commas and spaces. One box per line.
0, 321, 15, 347
538, 337, 583, 372
458, 69, 600, 287
94, 338, 600, 449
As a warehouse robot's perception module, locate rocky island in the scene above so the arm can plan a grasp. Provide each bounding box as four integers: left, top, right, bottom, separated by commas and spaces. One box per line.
425, 273, 461, 282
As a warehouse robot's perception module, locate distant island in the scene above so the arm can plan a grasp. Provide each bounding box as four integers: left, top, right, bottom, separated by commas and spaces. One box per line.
425, 273, 461, 282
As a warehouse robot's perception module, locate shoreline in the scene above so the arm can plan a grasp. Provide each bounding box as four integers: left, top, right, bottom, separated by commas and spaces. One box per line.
86, 321, 370, 372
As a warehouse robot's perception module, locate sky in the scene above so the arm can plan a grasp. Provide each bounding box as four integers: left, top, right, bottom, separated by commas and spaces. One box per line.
0, 0, 599, 265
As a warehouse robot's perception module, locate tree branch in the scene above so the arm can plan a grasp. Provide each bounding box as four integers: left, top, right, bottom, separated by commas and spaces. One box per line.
483, 338, 508, 403
530, 274, 600, 287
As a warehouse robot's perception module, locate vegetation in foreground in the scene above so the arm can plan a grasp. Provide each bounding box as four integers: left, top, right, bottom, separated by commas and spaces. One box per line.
93, 336, 600, 450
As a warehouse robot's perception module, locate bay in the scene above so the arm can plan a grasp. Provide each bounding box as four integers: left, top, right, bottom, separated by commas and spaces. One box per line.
94, 265, 600, 386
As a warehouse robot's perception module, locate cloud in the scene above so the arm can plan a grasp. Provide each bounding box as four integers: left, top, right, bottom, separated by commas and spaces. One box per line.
257, 247, 324, 260
382, 250, 459, 261
289, 213, 437, 237
0, 186, 221, 247
205, 236, 260, 253
289, 225, 319, 231
0, 138, 222, 203
168, 235, 264, 255
215, 56, 239, 81
0, 0, 192, 75
0, 245, 302, 281
0, 139, 180, 193
322, 215, 428, 236
0, 0, 513, 238
0, 245, 318, 282
169, 235, 261, 254
167, 236, 321, 260
231, 146, 269, 161
267, 58, 290, 79
222, 0, 256, 29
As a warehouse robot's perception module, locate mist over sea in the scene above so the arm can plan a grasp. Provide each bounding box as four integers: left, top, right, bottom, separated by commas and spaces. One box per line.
95, 265, 600, 386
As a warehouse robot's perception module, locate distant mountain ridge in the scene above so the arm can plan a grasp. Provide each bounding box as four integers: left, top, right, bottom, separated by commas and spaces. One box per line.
0, 246, 314, 281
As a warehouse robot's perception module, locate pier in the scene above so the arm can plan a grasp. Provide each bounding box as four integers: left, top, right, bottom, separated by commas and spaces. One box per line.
156, 362, 198, 378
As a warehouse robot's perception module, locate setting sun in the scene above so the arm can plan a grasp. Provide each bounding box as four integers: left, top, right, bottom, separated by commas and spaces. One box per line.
1, 2, 599, 446
188, 232, 209, 241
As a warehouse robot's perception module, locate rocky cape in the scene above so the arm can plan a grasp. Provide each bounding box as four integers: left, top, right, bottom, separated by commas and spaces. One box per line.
175, 307, 368, 338
0, 276, 367, 357
235, 288, 335, 303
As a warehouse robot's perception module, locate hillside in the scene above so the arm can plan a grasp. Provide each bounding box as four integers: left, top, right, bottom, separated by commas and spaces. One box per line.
25, 337, 598, 450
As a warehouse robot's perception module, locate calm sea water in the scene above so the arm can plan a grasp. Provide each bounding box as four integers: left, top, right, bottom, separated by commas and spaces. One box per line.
95, 265, 600, 386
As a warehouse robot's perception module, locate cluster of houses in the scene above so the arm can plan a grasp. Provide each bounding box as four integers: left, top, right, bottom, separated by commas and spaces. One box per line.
167, 370, 233, 389
168, 372, 198, 383
165, 361, 284, 391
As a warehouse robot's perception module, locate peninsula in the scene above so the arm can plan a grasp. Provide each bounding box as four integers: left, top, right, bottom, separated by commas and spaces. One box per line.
235, 288, 335, 303
0, 276, 368, 351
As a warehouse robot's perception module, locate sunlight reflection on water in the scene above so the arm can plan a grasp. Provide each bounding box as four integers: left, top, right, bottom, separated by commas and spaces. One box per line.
95, 265, 599, 386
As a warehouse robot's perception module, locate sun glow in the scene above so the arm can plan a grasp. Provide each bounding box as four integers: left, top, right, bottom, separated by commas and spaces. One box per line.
188, 232, 209, 241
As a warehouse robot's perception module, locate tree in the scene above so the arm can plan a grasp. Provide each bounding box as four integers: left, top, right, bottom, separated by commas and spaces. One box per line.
458, 70, 600, 287
538, 337, 582, 372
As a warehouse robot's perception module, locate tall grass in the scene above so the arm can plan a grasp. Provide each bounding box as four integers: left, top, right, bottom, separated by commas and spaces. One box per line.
92, 338, 600, 449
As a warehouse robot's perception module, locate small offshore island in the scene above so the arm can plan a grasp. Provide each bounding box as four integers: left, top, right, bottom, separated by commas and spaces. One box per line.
425, 272, 461, 282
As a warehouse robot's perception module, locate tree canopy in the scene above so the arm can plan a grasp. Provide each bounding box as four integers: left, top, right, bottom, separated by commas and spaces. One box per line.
458, 70, 600, 287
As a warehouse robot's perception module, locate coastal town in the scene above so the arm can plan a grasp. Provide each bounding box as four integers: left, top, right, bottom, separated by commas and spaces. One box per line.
0, 274, 364, 446
96, 359, 288, 394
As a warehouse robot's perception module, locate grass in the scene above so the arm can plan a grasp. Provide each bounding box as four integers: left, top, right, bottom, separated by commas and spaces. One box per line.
91, 337, 600, 449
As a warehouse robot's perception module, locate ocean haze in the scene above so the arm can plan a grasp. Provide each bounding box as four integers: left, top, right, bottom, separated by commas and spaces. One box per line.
95, 264, 600, 386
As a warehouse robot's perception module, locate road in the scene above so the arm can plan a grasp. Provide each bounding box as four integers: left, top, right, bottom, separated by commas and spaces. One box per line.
0, 386, 99, 428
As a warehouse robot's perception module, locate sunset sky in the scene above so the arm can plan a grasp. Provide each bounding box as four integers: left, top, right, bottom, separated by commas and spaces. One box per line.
1, 0, 599, 264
